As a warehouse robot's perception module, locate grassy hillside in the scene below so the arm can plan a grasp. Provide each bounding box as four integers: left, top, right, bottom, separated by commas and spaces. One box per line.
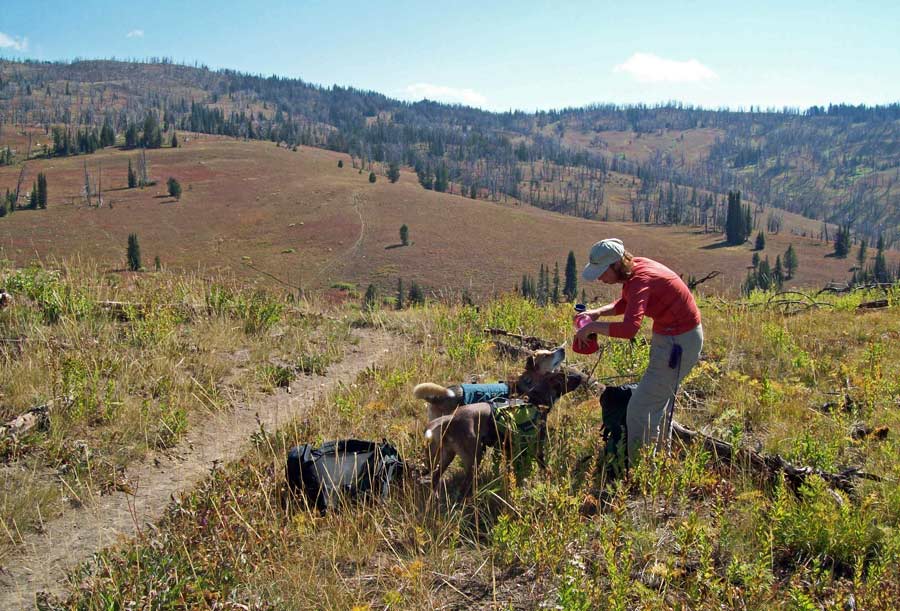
0, 136, 879, 298
19, 279, 899, 610
1, 59, 896, 244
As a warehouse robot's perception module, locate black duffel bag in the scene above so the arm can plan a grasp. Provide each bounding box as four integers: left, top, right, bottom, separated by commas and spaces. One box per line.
285, 439, 404, 513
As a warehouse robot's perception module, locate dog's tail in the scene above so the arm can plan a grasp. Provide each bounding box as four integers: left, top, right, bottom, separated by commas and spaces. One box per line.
413, 382, 455, 403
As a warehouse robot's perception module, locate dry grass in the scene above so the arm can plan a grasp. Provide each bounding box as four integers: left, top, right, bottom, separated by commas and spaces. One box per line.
0, 259, 350, 556
32, 284, 900, 610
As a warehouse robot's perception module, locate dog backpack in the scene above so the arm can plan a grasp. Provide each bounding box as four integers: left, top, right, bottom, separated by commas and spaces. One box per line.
285, 439, 404, 513
458, 383, 509, 405
491, 398, 543, 481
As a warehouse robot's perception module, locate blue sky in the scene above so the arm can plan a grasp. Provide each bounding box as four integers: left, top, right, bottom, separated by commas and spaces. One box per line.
1, 0, 898, 112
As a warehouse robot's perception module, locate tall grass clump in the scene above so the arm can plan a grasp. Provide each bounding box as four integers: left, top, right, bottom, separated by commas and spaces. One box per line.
0, 261, 345, 554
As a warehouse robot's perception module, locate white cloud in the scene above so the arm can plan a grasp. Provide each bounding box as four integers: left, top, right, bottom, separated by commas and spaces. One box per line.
614, 52, 717, 83
126, 29, 144, 38
0, 32, 28, 51
404, 83, 487, 107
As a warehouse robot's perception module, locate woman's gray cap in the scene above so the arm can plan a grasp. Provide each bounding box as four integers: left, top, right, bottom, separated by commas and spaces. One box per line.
582, 238, 625, 281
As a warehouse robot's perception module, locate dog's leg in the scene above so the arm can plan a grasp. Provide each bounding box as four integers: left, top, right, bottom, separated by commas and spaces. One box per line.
459, 452, 476, 498
458, 428, 485, 497
431, 440, 455, 494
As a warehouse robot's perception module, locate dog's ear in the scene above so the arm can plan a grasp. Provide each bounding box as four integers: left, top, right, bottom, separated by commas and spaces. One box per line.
525, 355, 536, 371
549, 345, 566, 370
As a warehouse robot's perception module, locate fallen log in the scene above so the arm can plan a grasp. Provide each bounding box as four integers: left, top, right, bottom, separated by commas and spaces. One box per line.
857, 299, 889, 310
484, 328, 556, 351
1, 404, 50, 439
671, 421, 882, 497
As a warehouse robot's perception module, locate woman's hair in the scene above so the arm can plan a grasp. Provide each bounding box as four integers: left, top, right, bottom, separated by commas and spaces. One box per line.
616, 251, 635, 280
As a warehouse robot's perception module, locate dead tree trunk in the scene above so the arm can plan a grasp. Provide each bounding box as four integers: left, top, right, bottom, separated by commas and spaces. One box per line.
671, 422, 882, 498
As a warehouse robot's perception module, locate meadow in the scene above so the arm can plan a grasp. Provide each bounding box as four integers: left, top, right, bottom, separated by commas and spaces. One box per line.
0, 259, 894, 609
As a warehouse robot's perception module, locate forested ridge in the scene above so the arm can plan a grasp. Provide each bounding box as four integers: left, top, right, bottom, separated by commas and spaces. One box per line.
1, 58, 897, 245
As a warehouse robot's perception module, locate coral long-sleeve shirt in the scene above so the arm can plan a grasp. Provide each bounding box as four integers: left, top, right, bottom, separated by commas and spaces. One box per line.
608, 257, 701, 339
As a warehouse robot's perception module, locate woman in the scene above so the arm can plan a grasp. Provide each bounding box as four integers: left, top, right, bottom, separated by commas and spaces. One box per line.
575, 238, 702, 462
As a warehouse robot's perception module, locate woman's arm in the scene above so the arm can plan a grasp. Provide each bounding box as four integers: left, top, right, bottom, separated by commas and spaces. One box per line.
585, 302, 619, 320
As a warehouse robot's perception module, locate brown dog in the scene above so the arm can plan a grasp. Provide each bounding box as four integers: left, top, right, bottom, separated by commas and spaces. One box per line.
413, 347, 573, 421
421, 347, 583, 495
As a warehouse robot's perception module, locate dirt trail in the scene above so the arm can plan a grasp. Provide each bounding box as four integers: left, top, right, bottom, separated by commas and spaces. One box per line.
313, 190, 366, 282
0, 327, 401, 610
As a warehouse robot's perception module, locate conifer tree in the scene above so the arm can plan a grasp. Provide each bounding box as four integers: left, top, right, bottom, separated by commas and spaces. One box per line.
774, 255, 784, 289
363, 284, 377, 311
37, 173, 47, 208
563, 250, 578, 302
873, 234, 889, 283
395, 278, 404, 310
337, 159, 343, 168
416, 163, 433, 190
399, 224, 409, 246
408, 281, 424, 306
125, 123, 139, 149
167, 177, 182, 200
757, 256, 772, 291
100, 119, 116, 147
754, 231, 765, 251
127, 233, 142, 271
171, 131, 179, 148
725, 190, 749, 245
142, 112, 162, 149
833, 225, 851, 258
127, 160, 137, 188
433, 163, 449, 192
742, 270, 757, 296
537, 264, 547, 305
784, 244, 798, 279
368, 171, 376, 183
387, 162, 400, 183
29, 181, 38, 209
856, 240, 868, 269
552, 262, 560, 304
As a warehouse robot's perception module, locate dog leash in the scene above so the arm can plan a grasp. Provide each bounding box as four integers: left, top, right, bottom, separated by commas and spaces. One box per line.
582, 345, 605, 390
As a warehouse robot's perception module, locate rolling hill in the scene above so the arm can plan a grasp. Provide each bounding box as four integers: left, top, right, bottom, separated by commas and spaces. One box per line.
1, 58, 897, 247
0, 135, 880, 297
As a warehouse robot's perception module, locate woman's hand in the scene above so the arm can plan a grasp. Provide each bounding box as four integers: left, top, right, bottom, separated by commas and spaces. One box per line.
575, 321, 604, 342
573, 303, 618, 323
584, 308, 604, 321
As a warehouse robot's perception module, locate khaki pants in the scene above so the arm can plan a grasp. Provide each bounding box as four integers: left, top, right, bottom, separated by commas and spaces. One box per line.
626, 324, 703, 462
